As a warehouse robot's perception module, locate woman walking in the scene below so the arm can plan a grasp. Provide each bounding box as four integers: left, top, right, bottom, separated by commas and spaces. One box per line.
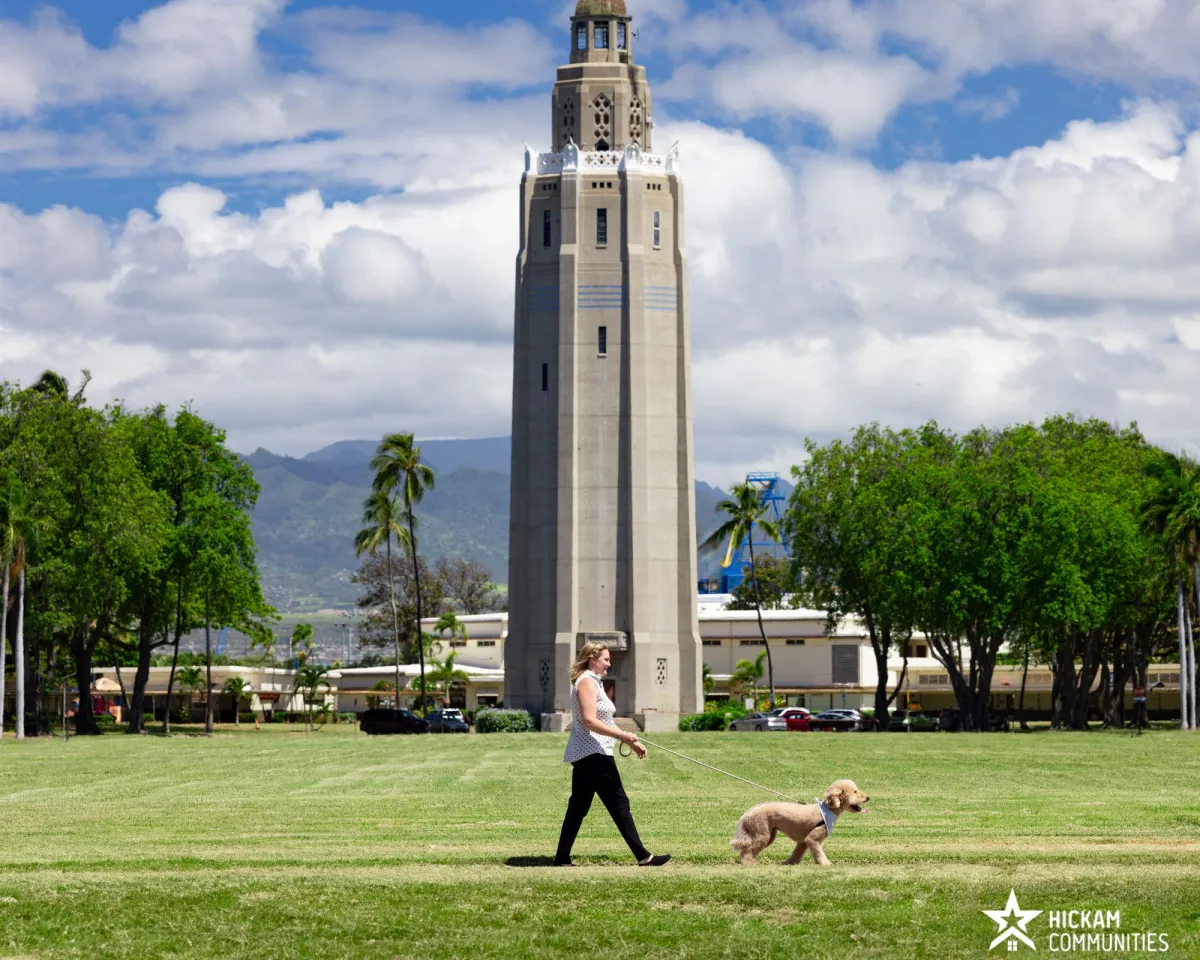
554, 641, 671, 867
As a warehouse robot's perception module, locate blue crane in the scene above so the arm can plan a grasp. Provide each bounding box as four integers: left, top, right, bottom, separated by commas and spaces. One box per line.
698, 472, 790, 595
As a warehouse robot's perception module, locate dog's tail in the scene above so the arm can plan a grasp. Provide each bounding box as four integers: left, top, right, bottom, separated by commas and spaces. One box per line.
729, 814, 754, 854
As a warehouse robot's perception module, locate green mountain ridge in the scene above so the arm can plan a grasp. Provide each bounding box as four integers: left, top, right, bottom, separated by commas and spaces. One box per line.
244, 439, 771, 611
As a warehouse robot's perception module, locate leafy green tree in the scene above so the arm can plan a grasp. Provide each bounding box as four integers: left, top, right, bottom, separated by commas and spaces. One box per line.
223, 676, 250, 724
115, 407, 268, 735
704, 483, 782, 707
368, 433, 435, 715
726, 556, 796, 612
435, 557, 502, 614
26, 400, 171, 736
355, 490, 410, 700
787, 424, 935, 731
701, 662, 714, 696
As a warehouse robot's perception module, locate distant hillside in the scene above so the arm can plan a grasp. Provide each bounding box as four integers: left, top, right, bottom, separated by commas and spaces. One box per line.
244, 437, 776, 611
304, 437, 512, 474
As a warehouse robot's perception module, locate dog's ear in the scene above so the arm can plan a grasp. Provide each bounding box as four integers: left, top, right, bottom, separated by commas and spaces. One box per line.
823, 782, 844, 811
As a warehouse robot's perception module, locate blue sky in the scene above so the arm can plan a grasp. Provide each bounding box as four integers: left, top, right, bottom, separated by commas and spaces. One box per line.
2, 0, 1200, 479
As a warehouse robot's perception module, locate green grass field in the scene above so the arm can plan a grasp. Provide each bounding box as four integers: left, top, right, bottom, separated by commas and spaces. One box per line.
1, 726, 1198, 959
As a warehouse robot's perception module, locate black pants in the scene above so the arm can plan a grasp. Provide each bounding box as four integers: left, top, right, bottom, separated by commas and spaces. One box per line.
555, 753, 650, 863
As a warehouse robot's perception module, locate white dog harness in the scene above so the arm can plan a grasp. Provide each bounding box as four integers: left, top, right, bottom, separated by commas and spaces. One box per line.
816, 800, 840, 835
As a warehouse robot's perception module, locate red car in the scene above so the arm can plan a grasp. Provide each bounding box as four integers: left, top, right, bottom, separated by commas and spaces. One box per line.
772, 707, 814, 731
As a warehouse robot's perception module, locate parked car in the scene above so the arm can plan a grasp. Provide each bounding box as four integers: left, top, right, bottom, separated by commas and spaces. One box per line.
888, 709, 940, 732
728, 712, 787, 732
360, 708, 430, 735
426, 710, 470, 733
809, 710, 861, 732
771, 707, 814, 731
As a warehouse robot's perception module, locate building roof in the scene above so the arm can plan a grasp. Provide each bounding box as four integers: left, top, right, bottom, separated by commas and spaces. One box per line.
575, 0, 628, 16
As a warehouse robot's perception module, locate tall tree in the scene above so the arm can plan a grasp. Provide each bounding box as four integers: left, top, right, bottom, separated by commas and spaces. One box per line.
0, 476, 11, 737
355, 491, 410, 701
114, 407, 269, 735
0, 476, 43, 739
369, 434, 435, 715
704, 483, 782, 708
787, 425, 933, 731
435, 557, 502, 614
1141, 451, 1200, 730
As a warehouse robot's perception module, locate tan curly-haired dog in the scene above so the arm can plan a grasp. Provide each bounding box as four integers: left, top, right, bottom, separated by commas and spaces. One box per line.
730, 779, 869, 866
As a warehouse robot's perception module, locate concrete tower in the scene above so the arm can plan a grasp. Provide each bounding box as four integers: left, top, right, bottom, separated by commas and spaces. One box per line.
506, 0, 701, 732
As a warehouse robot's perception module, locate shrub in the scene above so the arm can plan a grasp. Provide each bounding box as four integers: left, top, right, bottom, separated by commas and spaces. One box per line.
238, 712, 257, 724
704, 699, 748, 721
678, 712, 730, 732
475, 709, 535, 733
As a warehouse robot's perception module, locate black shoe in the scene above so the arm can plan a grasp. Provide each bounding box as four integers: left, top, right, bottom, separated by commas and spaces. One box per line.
552, 859, 575, 867
638, 854, 671, 867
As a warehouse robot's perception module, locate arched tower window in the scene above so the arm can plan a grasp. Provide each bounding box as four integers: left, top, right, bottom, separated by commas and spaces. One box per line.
592, 93, 612, 151
629, 96, 643, 145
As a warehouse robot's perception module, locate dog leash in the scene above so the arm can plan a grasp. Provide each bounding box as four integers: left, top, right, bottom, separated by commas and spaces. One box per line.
620, 736, 803, 804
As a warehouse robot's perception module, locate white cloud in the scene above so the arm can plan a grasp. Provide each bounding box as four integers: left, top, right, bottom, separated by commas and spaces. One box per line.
6, 101, 1200, 481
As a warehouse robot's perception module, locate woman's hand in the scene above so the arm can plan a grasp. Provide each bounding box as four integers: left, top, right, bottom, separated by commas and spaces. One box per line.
629, 739, 647, 759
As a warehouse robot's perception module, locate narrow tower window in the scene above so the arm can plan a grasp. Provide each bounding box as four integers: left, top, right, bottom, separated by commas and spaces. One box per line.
597, 208, 608, 246
598, 326, 608, 356
618, 23, 627, 49
576, 23, 587, 50
542, 363, 549, 392
543, 209, 552, 248
594, 23, 609, 48
653, 210, 661, 248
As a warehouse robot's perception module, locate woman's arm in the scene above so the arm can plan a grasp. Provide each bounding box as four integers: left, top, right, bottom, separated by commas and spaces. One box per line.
577, 678, 640, 747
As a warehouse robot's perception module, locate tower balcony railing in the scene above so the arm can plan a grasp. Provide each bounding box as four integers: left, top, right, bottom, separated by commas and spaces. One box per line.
525, 140, 681, 177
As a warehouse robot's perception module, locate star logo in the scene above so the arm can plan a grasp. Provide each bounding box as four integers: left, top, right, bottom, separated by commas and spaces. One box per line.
983, 889, 1043, 951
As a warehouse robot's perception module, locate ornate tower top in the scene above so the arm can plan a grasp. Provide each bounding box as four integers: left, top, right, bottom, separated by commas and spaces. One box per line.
569, 0, 634, 65
555, 0, 649, 151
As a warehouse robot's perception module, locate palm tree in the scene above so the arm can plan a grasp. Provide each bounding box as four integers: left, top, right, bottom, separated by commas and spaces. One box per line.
369, 434, 435, 716
290, 623, 314, 663
178, 666, 204, 723
703, 483, 783, 708
223, 677, 251, 725
0, 491, 10, 739
732, 652, 766, 710
0, 477, 40, 740
701, 663, 715, 697
1142, 452, 1200, 730
355, 490, 411, 702
423, 650, 471, 708
292, 663, 330, 732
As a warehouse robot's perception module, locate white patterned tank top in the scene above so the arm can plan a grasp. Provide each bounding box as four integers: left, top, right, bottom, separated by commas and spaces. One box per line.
563, 671, 617, 763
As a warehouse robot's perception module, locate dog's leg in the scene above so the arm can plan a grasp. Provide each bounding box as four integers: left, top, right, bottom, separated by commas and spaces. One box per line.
805, 827, 832, 867
782, 842, 806, 865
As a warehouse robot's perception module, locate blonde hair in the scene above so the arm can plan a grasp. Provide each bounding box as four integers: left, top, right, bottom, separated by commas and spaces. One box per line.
570, 641, 610, 684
